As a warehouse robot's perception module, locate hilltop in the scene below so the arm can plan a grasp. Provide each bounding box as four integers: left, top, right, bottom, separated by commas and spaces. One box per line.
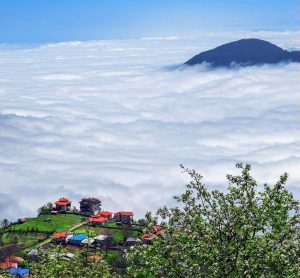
184, 38, 300, 67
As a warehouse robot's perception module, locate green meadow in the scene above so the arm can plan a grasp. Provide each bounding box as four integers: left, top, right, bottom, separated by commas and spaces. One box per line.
11, 214, 84, 233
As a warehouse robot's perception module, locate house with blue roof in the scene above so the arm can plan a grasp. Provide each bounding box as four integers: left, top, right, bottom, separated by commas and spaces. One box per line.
67, 234, 88, 246
8, 267, 30, 276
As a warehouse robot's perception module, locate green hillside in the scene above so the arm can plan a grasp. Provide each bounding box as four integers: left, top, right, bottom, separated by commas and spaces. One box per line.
10, 213, 84, 233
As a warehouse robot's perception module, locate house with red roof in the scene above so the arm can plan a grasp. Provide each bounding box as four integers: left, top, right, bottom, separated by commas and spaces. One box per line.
151, 225, 162, 235
0, 261, 18, 269
142, 233, 154, 243
5, 256, 24, 263
88, 215, 107, 226
114, 211, 133, 224
18, 218, 27, 224
99, 211, 113, 220
54, 197, 71, 212
52, 232, 69, 244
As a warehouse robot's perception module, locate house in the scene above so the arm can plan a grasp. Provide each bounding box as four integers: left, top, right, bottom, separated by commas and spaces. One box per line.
79, 198, 101, 215
0, 261, 17, 269
142, 233, 154, 244
125, 237, 141, 247
99, 211, 113, 220
5, 256, 24, 263
151, 225, 161, 234
50, 252, 74, 260
114, 211, 133, 224
93, 235, 114, 250
81, 238, 95, 246
54, 197, 72, 212
18, 218, 27, 224
67, 234, 88, 246
8, 267, 30, 277
52, 232, 69, 244
27, 249, 39, 260
87, 255, 104, 262
88, 215, 107, 226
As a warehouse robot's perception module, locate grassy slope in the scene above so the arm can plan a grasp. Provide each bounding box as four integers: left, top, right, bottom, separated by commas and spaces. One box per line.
1, 232, 43, 247
11, 214, 84, 233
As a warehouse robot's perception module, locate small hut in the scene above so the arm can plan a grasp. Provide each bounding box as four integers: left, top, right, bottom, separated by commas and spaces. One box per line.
125, 237, 141, 247
93, 235, 114, 250
67, 234, 88, 246
114, 211, 133, 224
87, 255, 104, 262
8, 268, 30, 277
142, 233, 154, 244
88, 215, 107, 226
79, 198, 101, 215
27, 249, 39, 260
52, 232, 69, 244
54, 197, 72, 212
100, 211, 113, 220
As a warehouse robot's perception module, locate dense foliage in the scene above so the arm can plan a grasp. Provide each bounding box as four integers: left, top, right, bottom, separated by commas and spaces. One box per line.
37, 202, 54, 216
127, 163, 300, 277
0, 248, 120, 278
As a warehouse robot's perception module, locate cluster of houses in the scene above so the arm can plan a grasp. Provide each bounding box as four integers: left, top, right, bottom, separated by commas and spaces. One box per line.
51, 224, 162, 250
0, 196, 162, 277
52, 232, 115, 249
48, 197, 163, 249
0, 256, 30, 277
51, 197, 134, 225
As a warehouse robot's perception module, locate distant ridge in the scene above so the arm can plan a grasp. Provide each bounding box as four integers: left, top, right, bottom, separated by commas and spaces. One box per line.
184, 38, 300, 68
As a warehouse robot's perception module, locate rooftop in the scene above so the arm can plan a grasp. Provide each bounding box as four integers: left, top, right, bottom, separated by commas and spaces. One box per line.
114, 211, 133, 216
55, 197, 71, 206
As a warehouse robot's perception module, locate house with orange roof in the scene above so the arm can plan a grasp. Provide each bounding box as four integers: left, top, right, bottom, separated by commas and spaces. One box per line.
0, 261, 18, 269
54, 197, 71, 212
99, 211, 113, 220
52, 232, 70, 244
88, 215, 107, 226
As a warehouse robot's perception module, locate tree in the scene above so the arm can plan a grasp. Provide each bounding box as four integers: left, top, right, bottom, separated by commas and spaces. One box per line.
0, 219, 10, 229
126, 163, 300, 278
37, 202, 54, 215
28, 247, 120, 278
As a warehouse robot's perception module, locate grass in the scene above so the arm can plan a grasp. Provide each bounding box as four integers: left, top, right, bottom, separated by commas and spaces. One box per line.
0, 232, 43, 247
112, 230, 125, 243
105, 250, 121, 262
104, 222, 118, 228
11, 213, 84, 233
73, 228, 96, 237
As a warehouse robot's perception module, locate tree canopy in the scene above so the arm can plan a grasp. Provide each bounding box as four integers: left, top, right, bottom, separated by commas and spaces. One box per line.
28, 248, 119, 278
126, 163, 300, 277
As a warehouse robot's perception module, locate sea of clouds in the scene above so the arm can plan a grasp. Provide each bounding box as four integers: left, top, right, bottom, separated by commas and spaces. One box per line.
0, 31, 300, 220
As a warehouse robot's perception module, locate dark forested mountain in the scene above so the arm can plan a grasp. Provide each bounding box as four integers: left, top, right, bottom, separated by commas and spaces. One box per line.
185, 38, 300, 67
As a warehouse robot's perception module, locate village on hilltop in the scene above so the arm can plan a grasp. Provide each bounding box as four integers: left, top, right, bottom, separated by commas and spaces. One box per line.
0, 196, 162, 277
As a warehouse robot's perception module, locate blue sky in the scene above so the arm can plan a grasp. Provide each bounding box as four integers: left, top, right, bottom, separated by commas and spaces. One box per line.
0, 0, 299, 43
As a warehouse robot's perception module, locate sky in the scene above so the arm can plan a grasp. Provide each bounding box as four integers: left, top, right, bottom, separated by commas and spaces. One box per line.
0, 1, 299, 220
0, 0, 299, 43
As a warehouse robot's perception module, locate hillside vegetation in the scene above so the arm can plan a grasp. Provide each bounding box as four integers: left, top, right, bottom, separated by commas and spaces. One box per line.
10, 214, 84, 233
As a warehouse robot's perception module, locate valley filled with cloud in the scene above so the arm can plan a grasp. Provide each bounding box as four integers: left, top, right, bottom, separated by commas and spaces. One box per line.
0, 31, 299, 219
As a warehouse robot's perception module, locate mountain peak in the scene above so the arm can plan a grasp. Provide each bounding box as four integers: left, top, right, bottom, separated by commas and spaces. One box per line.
185, 38, 300, 67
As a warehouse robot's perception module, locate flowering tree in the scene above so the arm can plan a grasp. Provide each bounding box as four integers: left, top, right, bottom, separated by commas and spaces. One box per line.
126, 164, 300, 277
27, 248, 120, 278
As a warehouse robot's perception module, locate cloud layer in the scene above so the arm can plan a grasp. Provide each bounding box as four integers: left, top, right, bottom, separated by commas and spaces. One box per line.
0, 31, 300, 220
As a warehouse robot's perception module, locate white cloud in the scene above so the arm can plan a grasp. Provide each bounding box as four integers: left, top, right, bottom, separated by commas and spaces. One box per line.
0, 31, 299, 220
